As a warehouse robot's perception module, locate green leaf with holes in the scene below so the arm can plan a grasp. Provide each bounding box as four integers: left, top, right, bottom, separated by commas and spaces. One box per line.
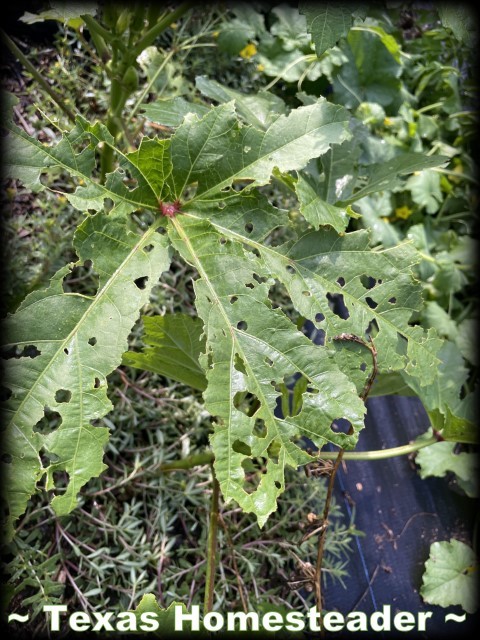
2, 93, 446, 532
1, 213, 171, 540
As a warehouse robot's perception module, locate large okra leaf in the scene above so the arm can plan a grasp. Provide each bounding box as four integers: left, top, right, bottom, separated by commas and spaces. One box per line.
1, 214, 171, 540
3, 97, 445, 531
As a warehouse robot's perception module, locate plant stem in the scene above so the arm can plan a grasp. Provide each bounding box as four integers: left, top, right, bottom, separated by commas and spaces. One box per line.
204, 466, 220, 614
131, 2, 195, 59
1, 31, 76, 124
156, 435, 439, 473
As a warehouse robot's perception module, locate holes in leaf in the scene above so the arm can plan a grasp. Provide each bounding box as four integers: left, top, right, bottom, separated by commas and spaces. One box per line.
33, 408, 62, 435
250, 247, 260, 258
326, 292, 350, 319
337, 276, 345, 287
0, 386, 12, 402
365, 296, 378, 309
219, 237, 227, 245
230, 296, 238, 304
315, 312, 325, 323
274, 481, 281, 490
143, 243, 154, 253
285, 264, 295, 275
52, 470, 69, 491
253, 273, 267, 284
273, 373, 312, 417
265, 356, 274, 367
366, 319, 379, 338
134, 276, 149, 290
388, 297, 397, 304
55, 389, 72, 404
64, 348, 70, 355
94, 378, 101, 389
233, 391, 259, 416
156, 226, 167, 235
330, 418, 352, 434
242, 456, 267, 494
245, 282, 255, 289
62, 261, 99, 295
302, 290, 311, 297
310, 327, 325, 346
244, 222, 254, 233
360, 275, 376, 290
236, 320, 248, 331
232, 440, 252, 456
360, 362, 367, 372
234, 354, 247, 375
1, 453, 12, 464
88, 337, 97, 347
2, 344, 41, 359
254, 418, 267, 438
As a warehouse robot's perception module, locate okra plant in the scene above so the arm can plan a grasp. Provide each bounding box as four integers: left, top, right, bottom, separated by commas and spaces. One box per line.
1, 1, 476, 619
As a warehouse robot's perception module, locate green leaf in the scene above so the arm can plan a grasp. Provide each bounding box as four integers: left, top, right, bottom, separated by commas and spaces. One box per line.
3, 94, 447, 530
437, 5, 476, 47
416, 442, 478, 497
1, 214, 171, 540
406, 169, 443, 214
256, 230, 443, 383
456, 318, 477, 366
400, 340, 474, 441
332, 28, 403, 109
195, 76, 287, 129
421, 540, 478, 613
141, 97, 210, 128
300, 3, 356, 56
270, 4, 310, 52
296, 172, 350, 233
171, 100, 352, 200
123, 314, 207, 391
216, 3, 264, 55
131, 595, 188, 634
429, 407, 478, 445
20, 2, 97, 28
340, 153, 448, 205
168, 214, 366, 526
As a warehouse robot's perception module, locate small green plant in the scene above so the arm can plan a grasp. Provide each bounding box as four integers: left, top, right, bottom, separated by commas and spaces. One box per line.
1, 2, 477, 631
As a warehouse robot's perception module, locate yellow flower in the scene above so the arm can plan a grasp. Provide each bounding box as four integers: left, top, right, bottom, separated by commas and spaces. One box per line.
383, 117, 393, 126
256, 63, 265, 72
58, 195, 67, 204
395, 206, 414, 220
239, 43, 257, 59
212, 30, 219, 38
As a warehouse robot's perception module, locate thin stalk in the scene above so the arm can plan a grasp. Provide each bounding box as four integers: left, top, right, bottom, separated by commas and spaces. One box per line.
2, 31, 76, 123
131, 2, 194, 59
204, 467, 220, 614
156, 435, 439, 472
